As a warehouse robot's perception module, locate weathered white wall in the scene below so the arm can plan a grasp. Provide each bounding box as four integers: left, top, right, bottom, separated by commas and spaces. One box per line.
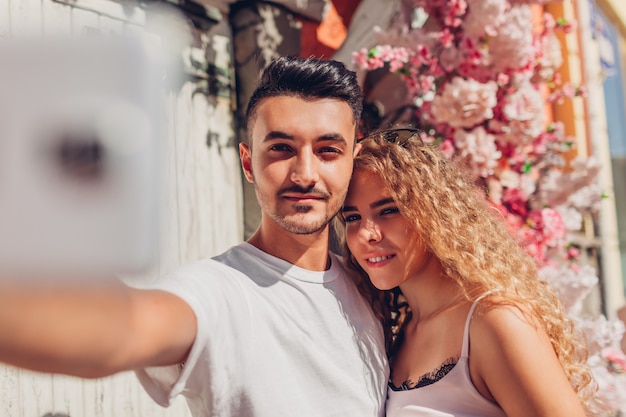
0, 0, 243, 416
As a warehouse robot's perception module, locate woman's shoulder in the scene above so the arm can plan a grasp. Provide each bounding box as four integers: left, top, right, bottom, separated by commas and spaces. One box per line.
470, 300, 547, 354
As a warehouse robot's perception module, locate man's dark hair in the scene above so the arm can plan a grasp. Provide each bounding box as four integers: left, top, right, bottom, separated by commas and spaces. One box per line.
245, 56, 363, 140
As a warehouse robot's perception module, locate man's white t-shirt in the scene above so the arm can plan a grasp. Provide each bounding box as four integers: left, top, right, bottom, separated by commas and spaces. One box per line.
135, 242, 389, 417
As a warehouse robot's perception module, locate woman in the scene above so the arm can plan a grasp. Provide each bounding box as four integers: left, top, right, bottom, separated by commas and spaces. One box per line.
340, 129, 595, 417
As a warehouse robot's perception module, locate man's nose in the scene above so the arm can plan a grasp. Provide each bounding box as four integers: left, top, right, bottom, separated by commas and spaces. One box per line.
291, 151, 319, 186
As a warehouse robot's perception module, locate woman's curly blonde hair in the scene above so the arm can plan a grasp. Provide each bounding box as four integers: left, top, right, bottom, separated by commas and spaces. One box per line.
339, 131, 596, 408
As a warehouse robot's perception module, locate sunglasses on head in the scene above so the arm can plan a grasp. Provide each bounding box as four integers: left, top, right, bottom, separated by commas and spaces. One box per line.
360, 128, 424, 147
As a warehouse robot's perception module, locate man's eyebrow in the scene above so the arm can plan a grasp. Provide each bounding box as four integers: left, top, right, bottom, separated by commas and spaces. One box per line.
263, 131, 293, 141
262, 131, 348, 144
316, 133, 348, 144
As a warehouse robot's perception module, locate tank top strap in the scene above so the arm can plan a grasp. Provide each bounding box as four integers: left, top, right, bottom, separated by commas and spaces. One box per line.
461, 291, 494, 358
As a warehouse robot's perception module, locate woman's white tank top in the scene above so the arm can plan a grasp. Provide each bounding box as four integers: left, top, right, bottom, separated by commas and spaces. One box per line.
386, 295, 507, 417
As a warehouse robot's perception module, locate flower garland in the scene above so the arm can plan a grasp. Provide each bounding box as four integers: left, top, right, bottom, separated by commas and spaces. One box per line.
353, 0, 625, 414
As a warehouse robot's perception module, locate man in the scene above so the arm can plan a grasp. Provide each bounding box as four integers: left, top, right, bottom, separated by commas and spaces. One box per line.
0, 56, 388, 416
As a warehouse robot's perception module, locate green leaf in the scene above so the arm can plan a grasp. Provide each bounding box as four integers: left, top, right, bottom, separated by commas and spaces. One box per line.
523, 162, 532, 174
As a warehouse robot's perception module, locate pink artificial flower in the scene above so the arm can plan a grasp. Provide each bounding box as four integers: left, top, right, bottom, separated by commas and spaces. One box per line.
557, 18, 577, 34
487, 177, 503, 204
440, 28, 454, 47
368, 56, 385, 70
547, 90, 564, 104
502, 187, 528, 217
459, 36, 485, 66
438, 139, 456, 159
352, 46, 413, 72
454, 126, 502, 177
524, 241, 546, 264
543, 13, 556, 30
562, 23, 576, 34
519, 173, 537, 199
490, 202, 526, 238
430, 77, 498, 128
530, 133, 550, 155
419, 132, 437, 145
442, 0, 468, 27
527, 209, 544, 229
486, 6, 535, 73
419, 75, 435, 91
541, 207, 566, 247
567, 246, 580, 260
497, 73, 510, 86
376, 44, 394, 61
515, 224, 546, 262
352, 49, 370, 70
508, 0, 559, 5
403, 75, 421, 97
531, 123, 566, 156
562, 82, 576, 98
603, 348, 626, 373
376, 45, 410, 72
498, 169, 521, 189
414, 0, 448, 15
500, 79, 545, 143
533, 31, 564, 83
464, 0, 507, 39
439, 46, 462, 73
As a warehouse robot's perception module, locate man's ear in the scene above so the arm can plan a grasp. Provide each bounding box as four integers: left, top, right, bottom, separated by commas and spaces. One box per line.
239, 142, 254, 183
353, 141, 362, 157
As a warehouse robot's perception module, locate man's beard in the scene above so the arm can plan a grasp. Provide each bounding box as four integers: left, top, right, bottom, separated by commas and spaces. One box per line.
268, 204, 333, 235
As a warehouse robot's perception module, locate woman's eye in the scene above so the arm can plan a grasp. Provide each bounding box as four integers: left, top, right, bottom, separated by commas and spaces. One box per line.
380, 207, 400, 216
343, 213, 361, 223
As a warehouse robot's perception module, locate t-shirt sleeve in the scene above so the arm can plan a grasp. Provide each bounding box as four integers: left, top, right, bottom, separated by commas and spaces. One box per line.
134, 279, 210, 407
133, 259, 244, 407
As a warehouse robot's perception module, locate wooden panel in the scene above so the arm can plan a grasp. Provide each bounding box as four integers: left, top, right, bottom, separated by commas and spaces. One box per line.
9, 0, 42, 36
17, 369, 54, 417
156, 89, 185, 273
42, 0, 71, 35
0, 0, 10, 36
174, 80, 201, 263
0, 365, 21, 417
70, 2, 98, 36
0, 0, 242, 415
206, 33, 244, 252
50, 374, 84, 417
82, 377, 107, 417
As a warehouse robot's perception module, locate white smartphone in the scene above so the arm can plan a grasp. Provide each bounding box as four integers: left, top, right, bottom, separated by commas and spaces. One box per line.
0, 37, 163, 278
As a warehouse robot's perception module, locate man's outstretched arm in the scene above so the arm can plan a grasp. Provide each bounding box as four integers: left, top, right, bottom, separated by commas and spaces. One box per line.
0, 279, 196, 378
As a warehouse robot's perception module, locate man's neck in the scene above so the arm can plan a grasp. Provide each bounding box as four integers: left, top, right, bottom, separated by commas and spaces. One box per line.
247, 222, 331, 271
